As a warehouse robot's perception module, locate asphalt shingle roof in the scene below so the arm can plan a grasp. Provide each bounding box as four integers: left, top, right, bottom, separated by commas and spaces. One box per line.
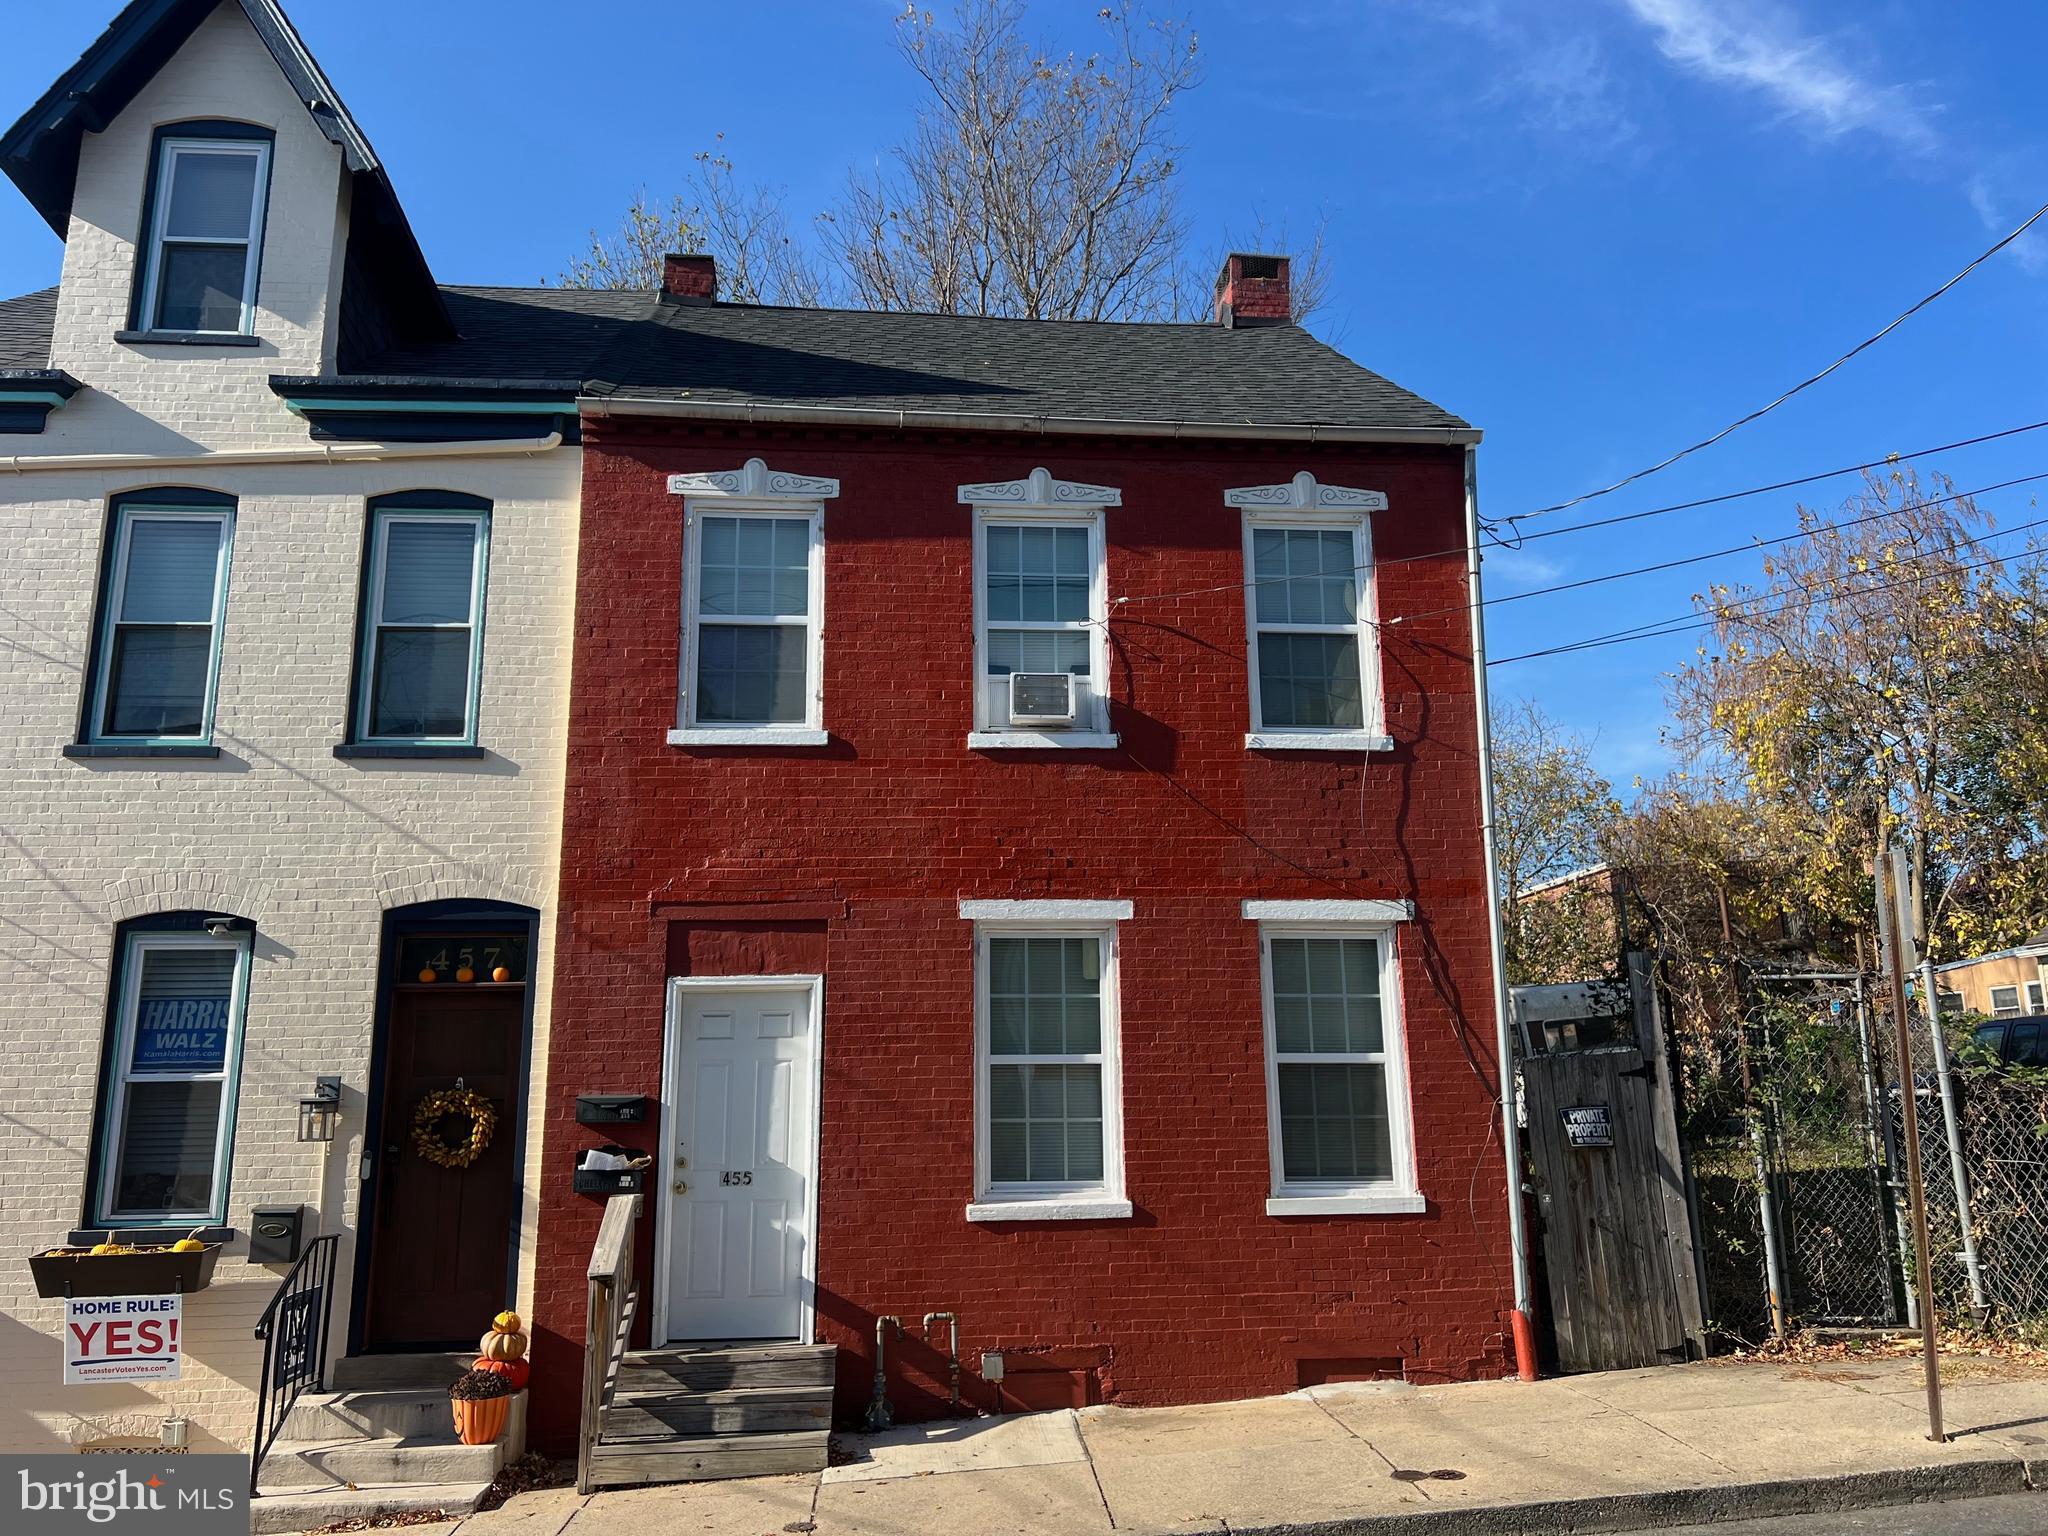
0, 281, 1471, 433
0, 287, 56, 368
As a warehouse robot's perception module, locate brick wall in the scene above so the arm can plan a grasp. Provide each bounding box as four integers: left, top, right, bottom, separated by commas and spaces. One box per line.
532, 422, 1510, 1448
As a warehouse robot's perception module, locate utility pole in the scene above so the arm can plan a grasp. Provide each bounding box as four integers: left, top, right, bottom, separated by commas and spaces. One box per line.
1878, 844, 1945, 1442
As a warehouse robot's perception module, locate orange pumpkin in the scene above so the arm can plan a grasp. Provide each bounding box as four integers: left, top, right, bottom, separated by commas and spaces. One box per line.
456, 966, 476, 983
492, 966, 511, 983
472, 1355, 530, 1390
417, 967, 437, 983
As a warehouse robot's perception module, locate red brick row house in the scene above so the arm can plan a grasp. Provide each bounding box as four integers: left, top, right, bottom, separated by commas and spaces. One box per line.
528, 254, 1511, 1459
0, 0, 1518, 1499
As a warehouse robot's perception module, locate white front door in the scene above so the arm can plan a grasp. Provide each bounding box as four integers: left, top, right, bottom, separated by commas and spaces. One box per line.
663, 980, 817, 1342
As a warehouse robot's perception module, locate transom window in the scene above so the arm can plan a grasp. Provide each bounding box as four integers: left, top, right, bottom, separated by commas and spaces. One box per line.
1246, 521, 1371, 732
97, 927, 252, 1225
138, 134, 271, 335
972, 512, 1108, 737
678, 508, 825, 739
355, 502, 490, 744
87, 499, 234, 745
966, 899, 1130, 1220
1256, 917, 1421, 1214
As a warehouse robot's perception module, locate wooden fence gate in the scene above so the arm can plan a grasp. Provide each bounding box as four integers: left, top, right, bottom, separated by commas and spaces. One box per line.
1519, 954, 1706, 1372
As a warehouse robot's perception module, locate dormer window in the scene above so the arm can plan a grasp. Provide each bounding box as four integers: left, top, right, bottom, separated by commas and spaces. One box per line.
136, 133, 271, 336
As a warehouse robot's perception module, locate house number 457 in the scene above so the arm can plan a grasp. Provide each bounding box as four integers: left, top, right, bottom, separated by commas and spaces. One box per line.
720, 1170, 753, 1186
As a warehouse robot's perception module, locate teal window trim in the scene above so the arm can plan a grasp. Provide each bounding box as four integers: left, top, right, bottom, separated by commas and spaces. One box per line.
85, 499, 235, 747
283, 397, 571, 417
93, 928, 253, 1228
0, 390, 73, 409
352, 501, 491, 747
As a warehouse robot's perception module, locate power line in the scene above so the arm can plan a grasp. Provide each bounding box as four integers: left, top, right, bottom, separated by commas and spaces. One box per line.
1500, 196, 2048, 529
1093, 415, 2048, 617
1414, 470, 2048, 625
1489, 511, 2048, 667
1097, 466, 2048, 638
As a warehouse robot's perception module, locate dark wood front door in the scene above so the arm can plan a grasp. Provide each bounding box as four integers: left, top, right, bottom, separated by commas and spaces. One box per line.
364, 980, 523, 1350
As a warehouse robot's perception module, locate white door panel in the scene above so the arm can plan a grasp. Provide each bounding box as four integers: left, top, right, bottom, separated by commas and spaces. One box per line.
665, 984, 815, 1341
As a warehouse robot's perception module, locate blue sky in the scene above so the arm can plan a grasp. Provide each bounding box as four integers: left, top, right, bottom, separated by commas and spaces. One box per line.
5, 0, 2045, 789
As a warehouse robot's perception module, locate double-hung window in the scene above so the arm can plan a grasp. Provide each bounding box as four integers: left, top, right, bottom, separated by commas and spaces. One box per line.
85, 495, 234, 747
962, 472, 1117, 747
1228, 475, 1388, 751
1991, 985, 2022, 1018
353, 498, 490, 747
964, 899, 1131, 1221
669, 460, 836, 746
137, 132, 271, 335
96, 926, 252, 1226
1249, 901, 1422, 1215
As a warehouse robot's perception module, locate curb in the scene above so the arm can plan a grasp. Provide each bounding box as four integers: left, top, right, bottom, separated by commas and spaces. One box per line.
1172, 1456, 2039, 1536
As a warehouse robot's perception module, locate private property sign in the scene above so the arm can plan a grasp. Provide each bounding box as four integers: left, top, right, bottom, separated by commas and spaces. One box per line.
64, 1296, 181, 1384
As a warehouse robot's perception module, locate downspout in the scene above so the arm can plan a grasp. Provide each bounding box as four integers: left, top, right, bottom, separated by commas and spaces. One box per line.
1465, 444, 1537, 1380
0, 430, 564, 475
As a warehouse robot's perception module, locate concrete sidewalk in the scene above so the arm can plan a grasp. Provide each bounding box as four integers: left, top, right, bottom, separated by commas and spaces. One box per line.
430, 1354, 2048, 1536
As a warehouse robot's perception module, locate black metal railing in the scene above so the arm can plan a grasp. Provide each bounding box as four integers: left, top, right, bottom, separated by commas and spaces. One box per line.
249, 1234, 340, 1497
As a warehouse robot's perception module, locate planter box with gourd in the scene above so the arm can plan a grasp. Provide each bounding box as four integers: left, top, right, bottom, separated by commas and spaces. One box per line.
30, 1237, 220, 1299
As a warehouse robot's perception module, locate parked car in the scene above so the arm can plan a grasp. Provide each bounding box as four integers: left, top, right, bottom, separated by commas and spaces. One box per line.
1963, 1015, 2048, 1070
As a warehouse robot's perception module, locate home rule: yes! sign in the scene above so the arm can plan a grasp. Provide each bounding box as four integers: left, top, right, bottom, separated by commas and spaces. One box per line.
64, 1295, 182, 1384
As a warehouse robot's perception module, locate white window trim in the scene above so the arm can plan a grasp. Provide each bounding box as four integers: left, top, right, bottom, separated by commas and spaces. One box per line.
1228, 473, 1389, 753
966, 905, 1131, 1222
356, 509, 489, 746
89, 504, 235, 745
138, 136, 272, 336
670, 459, 837, 746
961, 470, 1120, 749
2029, 981, 2045, 1013
1990, 985, 2022, 1017
1253, 915, 1423, 1217
97, 930, 252, 1226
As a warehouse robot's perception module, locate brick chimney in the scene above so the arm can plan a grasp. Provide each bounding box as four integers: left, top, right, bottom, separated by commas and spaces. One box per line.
1214, 252, 1290, 328
661, 252, 717, 303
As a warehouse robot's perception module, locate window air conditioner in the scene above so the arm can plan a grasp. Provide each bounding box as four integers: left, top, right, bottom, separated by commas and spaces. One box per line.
1008, 671, 1078, 727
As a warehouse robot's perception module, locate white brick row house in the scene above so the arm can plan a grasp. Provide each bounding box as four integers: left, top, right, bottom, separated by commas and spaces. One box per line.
0, 0, 636, 1459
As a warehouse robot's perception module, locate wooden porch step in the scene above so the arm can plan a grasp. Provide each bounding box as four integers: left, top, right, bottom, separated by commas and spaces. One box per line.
584, 1429, 829, 1487
619, 1344, 836, 1393
588, 1344, 837, 1487
601, 1382, 832, 1438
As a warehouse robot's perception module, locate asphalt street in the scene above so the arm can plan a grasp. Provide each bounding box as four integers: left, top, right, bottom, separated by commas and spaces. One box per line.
1649, 1491, 2048, 1535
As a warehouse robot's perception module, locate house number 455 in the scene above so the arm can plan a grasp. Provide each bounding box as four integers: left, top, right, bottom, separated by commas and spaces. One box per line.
720, 1170, 753, 1186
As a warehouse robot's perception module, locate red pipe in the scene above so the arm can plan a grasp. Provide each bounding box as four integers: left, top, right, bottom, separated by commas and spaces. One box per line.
1511, 1308, 1539, 1381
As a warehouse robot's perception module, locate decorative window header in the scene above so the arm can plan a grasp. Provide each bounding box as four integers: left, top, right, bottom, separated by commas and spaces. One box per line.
1242, 899, 1414, 923
1225, 471, 1387, 512
669, 457, 840, 501
958, 467, 1121, 509
961, 898, 1133, 922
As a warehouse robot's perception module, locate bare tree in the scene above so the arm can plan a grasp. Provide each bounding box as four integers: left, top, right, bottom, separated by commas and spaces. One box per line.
556, 190, 701, 289
557, 143, 822, 303
823, 0, 1200, 320
686, 147, 827, 307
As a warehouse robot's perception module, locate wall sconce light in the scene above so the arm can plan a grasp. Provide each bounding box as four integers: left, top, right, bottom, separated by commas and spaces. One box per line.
297, 1076, 343, 1143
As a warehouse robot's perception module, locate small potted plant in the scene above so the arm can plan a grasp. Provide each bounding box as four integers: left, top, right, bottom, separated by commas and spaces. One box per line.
449, 1367, 516, 1445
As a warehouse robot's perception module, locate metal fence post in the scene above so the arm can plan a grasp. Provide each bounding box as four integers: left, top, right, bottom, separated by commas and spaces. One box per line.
1918, 954, 1988, 1319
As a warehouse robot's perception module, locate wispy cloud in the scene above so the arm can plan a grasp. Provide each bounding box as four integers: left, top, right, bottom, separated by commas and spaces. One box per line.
1967, 170, 2048, 273
1484, 547, 1569, 589
1618, 0, 1940, 153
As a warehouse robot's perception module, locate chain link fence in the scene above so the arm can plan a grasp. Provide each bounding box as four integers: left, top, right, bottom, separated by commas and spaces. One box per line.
1682, 967, 2048, 1344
